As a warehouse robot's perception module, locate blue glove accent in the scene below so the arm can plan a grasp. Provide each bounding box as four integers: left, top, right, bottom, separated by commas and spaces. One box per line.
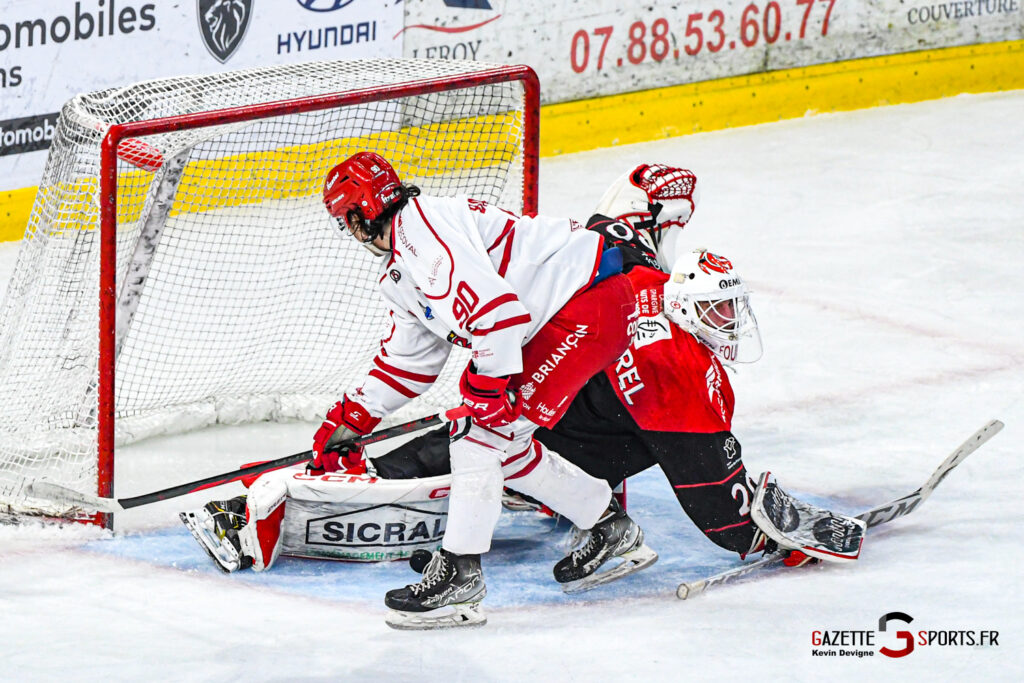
593, 246, 623, 286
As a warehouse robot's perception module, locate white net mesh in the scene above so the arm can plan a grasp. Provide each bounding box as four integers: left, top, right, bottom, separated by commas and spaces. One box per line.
0, 59, 532, 519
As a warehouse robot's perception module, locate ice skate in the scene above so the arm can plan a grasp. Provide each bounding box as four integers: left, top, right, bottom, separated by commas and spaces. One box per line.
179, 496, 253, 573
384, 549, 487, 630
554, 497, 657, 593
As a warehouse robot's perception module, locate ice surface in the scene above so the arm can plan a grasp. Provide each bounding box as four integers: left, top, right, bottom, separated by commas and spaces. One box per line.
2, 92, 1022, 681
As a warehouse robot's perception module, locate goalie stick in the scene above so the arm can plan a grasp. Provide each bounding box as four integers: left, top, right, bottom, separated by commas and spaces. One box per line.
27, 408, 469, 514
676, 418, 1004, 600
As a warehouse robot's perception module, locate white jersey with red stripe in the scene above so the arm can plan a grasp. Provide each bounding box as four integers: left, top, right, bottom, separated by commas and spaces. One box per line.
355, 195, 603, 417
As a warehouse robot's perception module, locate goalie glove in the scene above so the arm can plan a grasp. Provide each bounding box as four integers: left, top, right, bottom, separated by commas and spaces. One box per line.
594, 164, 699, 266
310, 397, 381, 473
458, 364, 521, 427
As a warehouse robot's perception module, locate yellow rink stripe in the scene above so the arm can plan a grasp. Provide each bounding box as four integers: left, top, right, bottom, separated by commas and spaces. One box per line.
3, 114, 524, 239
124, 115, 522, 223
2, 187, 38, 242
3, 39, 1022, 243
540, 39, 1024, 155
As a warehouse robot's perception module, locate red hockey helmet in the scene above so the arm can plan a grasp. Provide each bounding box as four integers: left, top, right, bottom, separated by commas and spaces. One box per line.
323, 151, 403, 225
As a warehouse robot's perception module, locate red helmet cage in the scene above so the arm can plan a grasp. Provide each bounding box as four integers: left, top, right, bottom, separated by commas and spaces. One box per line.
322, 152, 403, 223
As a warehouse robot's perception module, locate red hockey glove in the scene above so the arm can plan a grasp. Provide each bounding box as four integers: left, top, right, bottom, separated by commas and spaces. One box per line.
306, 445, 368, 476
458, 365, 521, 427
743, 532, 818, 568
309, 397, 381, 473
595, 164, 699, 243
782, 550, 816, 568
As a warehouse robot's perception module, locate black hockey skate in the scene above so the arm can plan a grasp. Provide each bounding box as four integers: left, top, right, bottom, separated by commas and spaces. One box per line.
384, 549, 487, 630
554, 497, 658, 593
179, 496, 253, 573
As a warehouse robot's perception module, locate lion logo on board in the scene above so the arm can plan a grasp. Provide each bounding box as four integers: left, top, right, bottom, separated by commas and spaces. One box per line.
198, 0, 252, 63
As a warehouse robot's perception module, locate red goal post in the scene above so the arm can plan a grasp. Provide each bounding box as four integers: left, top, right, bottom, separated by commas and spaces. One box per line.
0, 60, 539, 528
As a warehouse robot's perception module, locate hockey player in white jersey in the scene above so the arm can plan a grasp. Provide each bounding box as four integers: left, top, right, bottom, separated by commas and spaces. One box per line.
314, 151, 656, 628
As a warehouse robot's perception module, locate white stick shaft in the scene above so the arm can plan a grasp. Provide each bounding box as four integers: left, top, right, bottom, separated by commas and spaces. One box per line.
26, 480, 124, 513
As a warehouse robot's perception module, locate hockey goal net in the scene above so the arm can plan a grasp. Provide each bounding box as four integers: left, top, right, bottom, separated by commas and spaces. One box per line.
0, 59, 538, 526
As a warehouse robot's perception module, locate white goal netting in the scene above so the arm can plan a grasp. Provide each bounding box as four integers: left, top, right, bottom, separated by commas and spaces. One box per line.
0, 59, 534, 520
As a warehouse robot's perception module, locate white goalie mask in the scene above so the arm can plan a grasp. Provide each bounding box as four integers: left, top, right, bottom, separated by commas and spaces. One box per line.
663, 249, 763, 364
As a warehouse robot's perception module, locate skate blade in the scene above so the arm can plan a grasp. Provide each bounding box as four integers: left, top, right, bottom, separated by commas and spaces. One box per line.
385, 602, 487, 630
561, 543, 659, 594
179, 510, 240, 573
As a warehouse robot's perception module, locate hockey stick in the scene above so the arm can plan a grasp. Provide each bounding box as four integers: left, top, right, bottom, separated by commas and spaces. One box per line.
676, 418, 1004, 599
27, 407, 468, 514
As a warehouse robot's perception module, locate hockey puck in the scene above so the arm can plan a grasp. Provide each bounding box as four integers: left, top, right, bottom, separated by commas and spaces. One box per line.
409, 549, 433, 573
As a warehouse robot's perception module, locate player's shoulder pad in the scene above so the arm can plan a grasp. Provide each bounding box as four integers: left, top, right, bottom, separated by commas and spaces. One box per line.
587, 214, 660, 273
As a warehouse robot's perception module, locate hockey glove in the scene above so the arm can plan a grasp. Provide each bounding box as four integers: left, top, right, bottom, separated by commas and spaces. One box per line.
745, 532, 817, 568
594, 164, 699, 251
458, 365, 521, 428
307, 445, 369, 475
309, 397, 381, 474
782, 550, 816, 568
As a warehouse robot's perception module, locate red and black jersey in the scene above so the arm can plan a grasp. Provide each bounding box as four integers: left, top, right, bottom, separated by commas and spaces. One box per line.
604, 266, 734, 433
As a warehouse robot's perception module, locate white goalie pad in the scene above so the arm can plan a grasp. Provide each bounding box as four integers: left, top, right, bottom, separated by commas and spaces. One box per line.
251, 467, 452, 564
750, 472, 866, 563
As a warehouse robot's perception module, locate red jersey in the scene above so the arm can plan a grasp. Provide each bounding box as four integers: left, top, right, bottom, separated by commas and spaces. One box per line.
604, 267, 734, 433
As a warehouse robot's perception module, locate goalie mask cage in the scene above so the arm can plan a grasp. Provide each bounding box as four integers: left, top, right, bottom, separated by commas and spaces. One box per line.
0, 59, 539, 527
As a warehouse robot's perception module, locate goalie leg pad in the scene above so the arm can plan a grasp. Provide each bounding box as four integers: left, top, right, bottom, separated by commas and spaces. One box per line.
750, 472, 866, 563
238, 475, 287, 572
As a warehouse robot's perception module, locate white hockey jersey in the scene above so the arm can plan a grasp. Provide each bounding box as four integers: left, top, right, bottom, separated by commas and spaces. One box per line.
355, 195, 603, 418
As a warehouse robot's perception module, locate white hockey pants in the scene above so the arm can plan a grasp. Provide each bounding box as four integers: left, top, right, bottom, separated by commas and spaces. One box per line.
442, 414, 612, 555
